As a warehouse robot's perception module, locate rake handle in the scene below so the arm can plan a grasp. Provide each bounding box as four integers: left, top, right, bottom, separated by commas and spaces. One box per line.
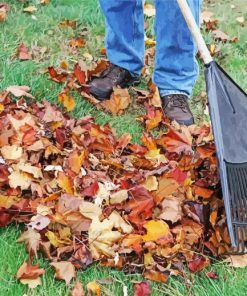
177, 0, 213, 65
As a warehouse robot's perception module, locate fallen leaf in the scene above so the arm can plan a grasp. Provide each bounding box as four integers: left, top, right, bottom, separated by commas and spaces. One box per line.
17, 43, 32, 60
6, 85, 34, 99
101, 88, 131, 115
23, 6, 37, 13
225, 254, 247, 268
159, 197, 182, 223
17, 228, 41, 258
144, 4, 155, 17
134, 282, 151, 296
144, 270, 168, 283
143, 220, 170, 242
16, 262, 45, 289
1, 145, 23, 160
188, 256, 210, 272
71, 281, 85, 296
58, 92, 75, 112
51, 261, 76, 284
87, 281, 101, 296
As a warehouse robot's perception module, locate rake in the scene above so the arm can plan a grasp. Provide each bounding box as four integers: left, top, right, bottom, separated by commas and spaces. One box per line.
177, 0, 247, 253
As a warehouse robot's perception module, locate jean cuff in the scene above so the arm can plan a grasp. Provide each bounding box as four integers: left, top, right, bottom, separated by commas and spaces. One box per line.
158, 89, 190, 98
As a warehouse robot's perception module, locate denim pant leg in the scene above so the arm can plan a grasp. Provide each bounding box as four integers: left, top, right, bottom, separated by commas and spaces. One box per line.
99, 0, 145, 76
154, 0, 201, 97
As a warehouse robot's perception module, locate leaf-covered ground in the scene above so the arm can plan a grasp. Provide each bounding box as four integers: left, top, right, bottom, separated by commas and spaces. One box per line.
0, 0, 247, 295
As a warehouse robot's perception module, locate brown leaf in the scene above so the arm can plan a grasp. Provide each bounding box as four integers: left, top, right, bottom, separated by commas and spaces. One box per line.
51, 261, 76, 284
225, 254, 247, 268
17, 43, 32, 60
17, 228, 41, 258
101, 88, 131, 115
144, 270, 168, 283
71, 281, 85, 296
153, 177, 179, 203
16, 262, 45, 289
159, 197, 182, 223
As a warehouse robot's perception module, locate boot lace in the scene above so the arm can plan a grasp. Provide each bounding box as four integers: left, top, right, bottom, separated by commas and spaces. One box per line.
167, 95, 188, 113
101, 64, 126, 82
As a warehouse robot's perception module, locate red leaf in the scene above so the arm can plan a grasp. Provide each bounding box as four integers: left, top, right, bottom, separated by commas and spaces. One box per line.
127, 186, 154, 227
74, 63, 86, 85
82, 182, 99, 197
206, 271, 218, 279
134, 282, 151, 296
188, 256, 210, 273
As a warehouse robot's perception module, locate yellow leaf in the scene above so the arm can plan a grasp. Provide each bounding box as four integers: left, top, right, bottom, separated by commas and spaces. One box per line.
23, 6, 37, 13
144, 4, 155, 17
0, 103, 4, 112
143, 220, 170, 242
1, 145, 23, 160
110, 190, 128, 204
57, 172, 74, 194
80, 202, 102, 219
145, 38, 156, 46
143, 176, 158, 191
144, 253, 154, 266
58, 93, 75, 112
9, 171, 32, 190
87, 281, 101, 296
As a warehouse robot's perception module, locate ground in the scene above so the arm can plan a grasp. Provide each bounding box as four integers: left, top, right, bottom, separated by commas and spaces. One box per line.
0, 0, 247, 295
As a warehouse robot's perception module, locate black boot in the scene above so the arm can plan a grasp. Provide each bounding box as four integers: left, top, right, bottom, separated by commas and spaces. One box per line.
161, 94, 194, 126
89, 63, 140, 100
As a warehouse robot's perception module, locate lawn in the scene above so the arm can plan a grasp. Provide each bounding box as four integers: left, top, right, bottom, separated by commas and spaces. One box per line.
0, 0, 247, 295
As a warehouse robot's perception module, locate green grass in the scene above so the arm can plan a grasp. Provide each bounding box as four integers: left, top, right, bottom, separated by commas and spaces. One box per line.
0, 0, 247, 295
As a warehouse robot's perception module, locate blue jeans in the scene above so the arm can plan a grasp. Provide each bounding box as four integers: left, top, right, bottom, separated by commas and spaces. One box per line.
99, 0, 201, 97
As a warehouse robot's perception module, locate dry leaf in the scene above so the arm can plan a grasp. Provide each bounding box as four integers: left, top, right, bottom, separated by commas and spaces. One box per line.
23, 6, 37, 13
144, 4, 155, 17
87, 281, 101, 296
71, 281, 85, 296
51, 261, 76, 284
101, 88, 131, 115
6, 85, 34, 99
225, 254, 247, 268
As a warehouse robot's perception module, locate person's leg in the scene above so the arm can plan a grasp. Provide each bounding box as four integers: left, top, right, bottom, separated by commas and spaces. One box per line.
154, 0, 201, 97
99, 0, 145, 76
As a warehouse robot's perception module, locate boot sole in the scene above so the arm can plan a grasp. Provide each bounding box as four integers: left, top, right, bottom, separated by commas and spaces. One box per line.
90, 78, 141, 101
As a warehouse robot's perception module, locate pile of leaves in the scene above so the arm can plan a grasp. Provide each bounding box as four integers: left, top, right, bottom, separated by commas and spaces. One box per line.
0, 83, 232, 291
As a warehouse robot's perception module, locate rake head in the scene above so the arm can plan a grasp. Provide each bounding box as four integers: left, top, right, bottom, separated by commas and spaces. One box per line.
205, 62, 247, 254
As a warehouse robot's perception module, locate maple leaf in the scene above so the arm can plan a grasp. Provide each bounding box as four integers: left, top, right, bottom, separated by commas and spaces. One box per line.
127, 186, 154, 227
143, 220, 171, 242
17, 228, 41, 258
51, 261, 75, 284
153, 176, 179, 203
16, 262, 45, 289
157, 125, 193, 154
101, 88, 131, 115
159, 197, 182, 223
134, 282, 151, 296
